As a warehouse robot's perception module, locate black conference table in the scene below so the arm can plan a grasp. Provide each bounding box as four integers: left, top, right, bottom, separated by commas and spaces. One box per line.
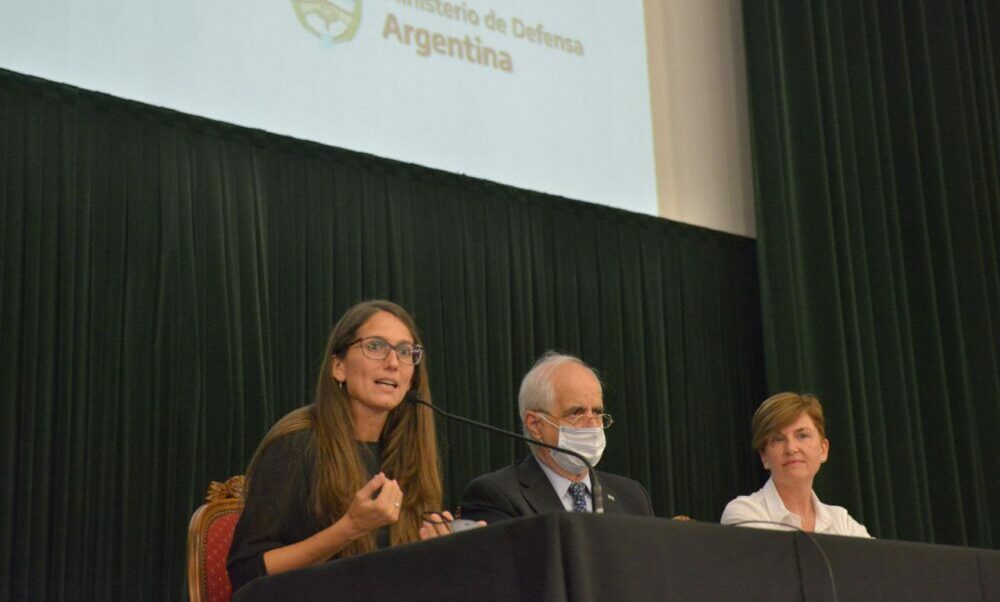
234, 513, 1000, 601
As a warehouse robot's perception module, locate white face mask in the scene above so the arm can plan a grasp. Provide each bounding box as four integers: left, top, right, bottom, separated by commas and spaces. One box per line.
537, 414, 606, 474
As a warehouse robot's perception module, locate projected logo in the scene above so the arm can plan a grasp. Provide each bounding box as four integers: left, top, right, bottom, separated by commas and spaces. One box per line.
291, 0, 361, 43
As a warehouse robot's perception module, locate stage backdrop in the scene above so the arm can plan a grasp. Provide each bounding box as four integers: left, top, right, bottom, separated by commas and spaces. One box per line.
744, 0, 1000, 549
0, 69, 766, 601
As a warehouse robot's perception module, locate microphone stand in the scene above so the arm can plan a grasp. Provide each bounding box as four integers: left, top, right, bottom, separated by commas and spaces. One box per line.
408, 393, 604, 514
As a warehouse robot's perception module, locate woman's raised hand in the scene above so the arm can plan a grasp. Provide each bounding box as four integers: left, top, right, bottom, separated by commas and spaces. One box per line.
344, 472, 403, 537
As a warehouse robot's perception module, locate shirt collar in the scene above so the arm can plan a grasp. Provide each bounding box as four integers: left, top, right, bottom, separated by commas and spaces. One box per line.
812, 490, 833, 531
763, 477, 831, 530
535, 455, 591, 502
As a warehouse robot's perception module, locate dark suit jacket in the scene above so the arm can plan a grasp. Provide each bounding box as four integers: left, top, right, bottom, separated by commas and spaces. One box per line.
458, 455, 654, 524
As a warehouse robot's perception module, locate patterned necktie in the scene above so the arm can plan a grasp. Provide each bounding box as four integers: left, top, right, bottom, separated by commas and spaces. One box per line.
568, 481, 589, 512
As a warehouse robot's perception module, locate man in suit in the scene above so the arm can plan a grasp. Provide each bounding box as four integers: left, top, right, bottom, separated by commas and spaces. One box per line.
458, 352, 654, 523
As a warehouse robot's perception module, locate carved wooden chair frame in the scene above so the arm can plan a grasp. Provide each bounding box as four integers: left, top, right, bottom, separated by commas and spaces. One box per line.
187, 475, 246, 602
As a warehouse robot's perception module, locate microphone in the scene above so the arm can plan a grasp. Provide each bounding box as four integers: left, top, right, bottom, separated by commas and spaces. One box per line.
406, 392, 604, 514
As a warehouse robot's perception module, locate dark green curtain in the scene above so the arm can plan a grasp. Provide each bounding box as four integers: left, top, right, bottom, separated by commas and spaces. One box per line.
744, 0, 1000, 548
0, 69, 766, 601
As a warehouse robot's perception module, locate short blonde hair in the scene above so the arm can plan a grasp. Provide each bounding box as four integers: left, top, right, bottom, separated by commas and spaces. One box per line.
751, 392, 826, 452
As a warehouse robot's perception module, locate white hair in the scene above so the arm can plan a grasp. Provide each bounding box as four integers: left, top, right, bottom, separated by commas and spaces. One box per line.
518, 351, 601, 436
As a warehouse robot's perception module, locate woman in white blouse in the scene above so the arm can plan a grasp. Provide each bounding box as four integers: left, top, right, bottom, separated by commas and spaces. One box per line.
721, 392, 871, 538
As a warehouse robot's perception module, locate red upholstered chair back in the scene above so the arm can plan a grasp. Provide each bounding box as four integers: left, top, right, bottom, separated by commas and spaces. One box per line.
187, 476, 246, 602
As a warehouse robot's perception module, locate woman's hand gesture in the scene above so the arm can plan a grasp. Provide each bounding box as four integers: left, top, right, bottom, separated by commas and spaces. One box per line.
343, 472, 403, 537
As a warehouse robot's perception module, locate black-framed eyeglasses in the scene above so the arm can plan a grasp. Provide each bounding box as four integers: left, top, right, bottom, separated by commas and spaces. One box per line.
338, 336, 425, 365
537, 409, 614, 429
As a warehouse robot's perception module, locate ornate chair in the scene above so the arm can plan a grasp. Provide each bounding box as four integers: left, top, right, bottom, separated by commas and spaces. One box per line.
187, 475, 246, 602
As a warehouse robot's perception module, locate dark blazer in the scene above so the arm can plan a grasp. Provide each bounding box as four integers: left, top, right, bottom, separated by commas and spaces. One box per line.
458, 455, 654, 524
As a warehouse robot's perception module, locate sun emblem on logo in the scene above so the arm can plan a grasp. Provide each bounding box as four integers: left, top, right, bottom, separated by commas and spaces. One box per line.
290, 0, 361, 43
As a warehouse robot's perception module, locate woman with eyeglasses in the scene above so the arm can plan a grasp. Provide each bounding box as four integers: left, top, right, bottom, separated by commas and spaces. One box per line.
720, 392, 872, 537
227, 300, 453, 595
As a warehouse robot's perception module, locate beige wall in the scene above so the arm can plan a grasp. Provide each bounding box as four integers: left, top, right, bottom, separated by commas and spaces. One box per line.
644, 0, 755, 238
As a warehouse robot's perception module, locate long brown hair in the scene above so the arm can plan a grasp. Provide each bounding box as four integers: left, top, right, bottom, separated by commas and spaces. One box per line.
246, 300, 442, 556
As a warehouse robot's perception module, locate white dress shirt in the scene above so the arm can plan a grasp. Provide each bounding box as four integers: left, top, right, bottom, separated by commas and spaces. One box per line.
536, 455, 593, 512
721, 477, 872, 538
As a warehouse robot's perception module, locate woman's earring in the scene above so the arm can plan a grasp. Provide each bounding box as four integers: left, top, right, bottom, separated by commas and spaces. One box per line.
337, 380, 346, 390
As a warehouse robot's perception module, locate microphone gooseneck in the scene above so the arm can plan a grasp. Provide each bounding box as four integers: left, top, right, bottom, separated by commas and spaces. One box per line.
406, 392, 604, 514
